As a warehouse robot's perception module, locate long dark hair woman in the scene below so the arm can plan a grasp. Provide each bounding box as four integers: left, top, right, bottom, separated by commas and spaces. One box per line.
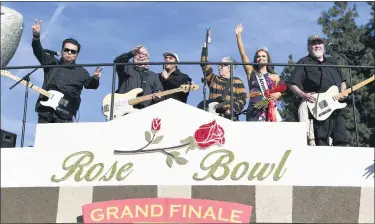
235, 24, 285, 122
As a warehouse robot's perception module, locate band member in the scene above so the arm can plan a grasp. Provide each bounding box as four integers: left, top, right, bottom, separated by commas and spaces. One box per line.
114, 45, 163, 109
32, 19, 101, 124
159, 51, 192, 103
288, 34, 349, 146
235, 24, 283, 122
200, 29, 247, 121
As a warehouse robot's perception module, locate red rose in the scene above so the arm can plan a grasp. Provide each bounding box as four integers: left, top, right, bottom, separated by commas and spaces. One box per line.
194, 120, 225, 149
151, 118, 161, 131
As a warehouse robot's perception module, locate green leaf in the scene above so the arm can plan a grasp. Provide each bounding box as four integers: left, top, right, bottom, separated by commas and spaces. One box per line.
166, 156, 173, 168
145, 131, 152, 142
170, 151, 180, 158
185, 143, 196, 154
180, 136, 194, 144
152, 135, 164, 144
175, 157, 188, 165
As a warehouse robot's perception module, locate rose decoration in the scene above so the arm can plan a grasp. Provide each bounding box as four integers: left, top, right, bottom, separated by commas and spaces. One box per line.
151, 118, 161, 132
114, 119, 226, 168
193, 120, 225, 148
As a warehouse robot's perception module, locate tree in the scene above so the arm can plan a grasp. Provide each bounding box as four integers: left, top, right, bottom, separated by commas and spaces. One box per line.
279, 55, 299, 122
317, 2, 375, 147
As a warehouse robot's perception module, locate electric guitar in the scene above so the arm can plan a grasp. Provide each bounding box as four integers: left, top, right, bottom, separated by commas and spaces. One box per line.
197, 92, 262, 115
199, 82, 287, 115
1, 70, 77, 119
102, 84, 200, 120
307, 75, 374, 121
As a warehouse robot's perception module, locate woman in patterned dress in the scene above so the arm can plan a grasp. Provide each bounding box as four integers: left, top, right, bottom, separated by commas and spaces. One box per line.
235, 24, 283, 122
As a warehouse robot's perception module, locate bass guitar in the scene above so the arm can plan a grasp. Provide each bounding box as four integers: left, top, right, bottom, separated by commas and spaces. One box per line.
1, 70, 77, 119
102, 84, 200, 120
307, 75, 374, 121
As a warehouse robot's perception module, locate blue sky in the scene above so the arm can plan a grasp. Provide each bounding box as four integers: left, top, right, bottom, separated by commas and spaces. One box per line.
1, 2, 372, 147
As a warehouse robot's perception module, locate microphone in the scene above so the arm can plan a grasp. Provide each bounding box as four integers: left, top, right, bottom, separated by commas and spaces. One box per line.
43, 49, 60, 56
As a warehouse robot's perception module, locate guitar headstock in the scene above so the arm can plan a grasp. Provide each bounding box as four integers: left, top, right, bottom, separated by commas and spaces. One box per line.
180, 84, 200, 92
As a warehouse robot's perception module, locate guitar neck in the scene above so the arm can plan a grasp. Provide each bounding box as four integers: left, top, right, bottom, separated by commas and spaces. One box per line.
1, 70, 50, 97
338, 75, 375, 98
129, 88, 183, 105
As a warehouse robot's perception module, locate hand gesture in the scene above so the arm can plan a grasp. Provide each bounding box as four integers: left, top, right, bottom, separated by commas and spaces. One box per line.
204, 29, 211, 46
303, 92, 316, 103
268, 92, 281, 102
152, 90, 162, 100
207, 29, 212, 44
132, 45, 143, 55
93, 66, 103, 77
235, 24, 243, 36
32, 18, 43, 38
161, 69, 169, 80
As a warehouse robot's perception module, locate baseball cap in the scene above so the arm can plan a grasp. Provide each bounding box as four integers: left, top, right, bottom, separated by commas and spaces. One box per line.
307, 34, 325, 45
163, 51, 179, 62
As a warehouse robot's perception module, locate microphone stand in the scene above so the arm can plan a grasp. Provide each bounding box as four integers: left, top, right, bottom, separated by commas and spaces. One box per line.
9, 67, 39, 147
201, 28, 210, 111
329, 46, 360, 147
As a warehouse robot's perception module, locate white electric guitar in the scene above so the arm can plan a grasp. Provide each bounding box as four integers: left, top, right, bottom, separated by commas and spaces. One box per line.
1, 70, 76, 119
307, 75, 374, 121
102, 84, 200, 120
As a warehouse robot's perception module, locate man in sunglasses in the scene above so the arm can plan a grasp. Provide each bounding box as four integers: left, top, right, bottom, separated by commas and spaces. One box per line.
31, 19, 101, 124
114, 45, 164, 109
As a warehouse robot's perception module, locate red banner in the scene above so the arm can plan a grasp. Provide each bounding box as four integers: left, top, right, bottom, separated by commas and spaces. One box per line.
82, 198, 252, 223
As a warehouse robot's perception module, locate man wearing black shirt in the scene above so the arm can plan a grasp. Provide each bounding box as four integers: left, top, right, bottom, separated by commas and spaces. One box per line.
32, 19, 101, 124
159, 51, 192, 103
114, 45, 163, 109
288, 34, 349, 146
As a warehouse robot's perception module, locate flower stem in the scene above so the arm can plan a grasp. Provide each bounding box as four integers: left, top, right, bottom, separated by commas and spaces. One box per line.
134, 132, 156, 152
113, 143, 190, 156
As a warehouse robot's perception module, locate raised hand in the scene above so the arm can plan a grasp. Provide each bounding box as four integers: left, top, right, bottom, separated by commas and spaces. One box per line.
32, 18, 43, 38
204, 29, 212, 47
235, 24, 243, 36
93, 66, 103, 77
207, 29, 212, 44
132, 45, 143, 55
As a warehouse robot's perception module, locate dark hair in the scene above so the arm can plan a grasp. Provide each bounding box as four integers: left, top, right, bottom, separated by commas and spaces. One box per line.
62, 38, 81, 53
253, 48, 275, 73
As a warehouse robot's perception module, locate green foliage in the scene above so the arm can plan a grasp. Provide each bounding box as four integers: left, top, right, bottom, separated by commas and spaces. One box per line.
279, 55, 299, 122
317, 2, 375, 147
280, 2, 374, 147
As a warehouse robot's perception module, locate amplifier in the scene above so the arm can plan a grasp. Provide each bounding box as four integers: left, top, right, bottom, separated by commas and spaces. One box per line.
1, 129, 17, 148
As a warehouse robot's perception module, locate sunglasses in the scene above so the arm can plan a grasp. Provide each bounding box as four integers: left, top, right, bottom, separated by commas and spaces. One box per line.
63, 48, 78, 55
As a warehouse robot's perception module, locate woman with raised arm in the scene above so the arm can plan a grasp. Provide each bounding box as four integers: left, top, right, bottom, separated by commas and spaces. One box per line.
235, 24, 284, 122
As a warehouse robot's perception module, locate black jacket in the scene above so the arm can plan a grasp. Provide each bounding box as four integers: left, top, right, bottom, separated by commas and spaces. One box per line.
114, 51, 164, 108
31, 38, 100, 119
159, 69, 192, 103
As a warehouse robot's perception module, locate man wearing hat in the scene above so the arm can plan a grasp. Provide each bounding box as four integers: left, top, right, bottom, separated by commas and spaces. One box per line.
159, 51, 192, 103
287, 34, 349, 146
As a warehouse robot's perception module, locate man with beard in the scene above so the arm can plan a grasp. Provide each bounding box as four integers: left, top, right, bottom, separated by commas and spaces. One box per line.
114, 45, 163, 109
288, 34, 349, 146
159, 51, 192, 103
